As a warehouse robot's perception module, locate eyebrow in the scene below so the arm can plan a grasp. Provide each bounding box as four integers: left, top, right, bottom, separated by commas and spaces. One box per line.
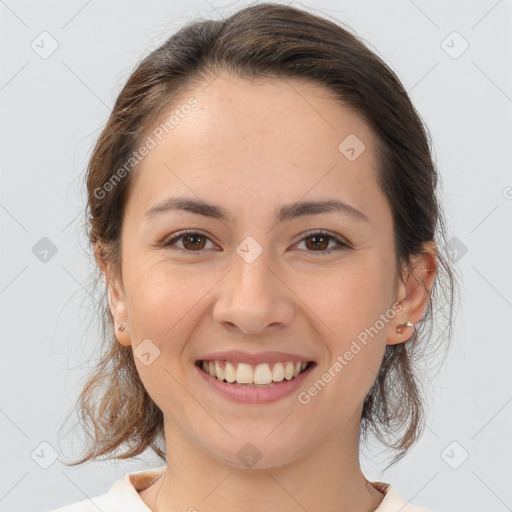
144, 196, 369, 223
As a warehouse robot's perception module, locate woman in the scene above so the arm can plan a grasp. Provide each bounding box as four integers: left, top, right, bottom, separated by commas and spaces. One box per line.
52, 3, 458, 511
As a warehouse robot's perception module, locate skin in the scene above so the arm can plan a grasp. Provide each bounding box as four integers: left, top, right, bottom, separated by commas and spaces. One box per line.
102, 72, 436, 512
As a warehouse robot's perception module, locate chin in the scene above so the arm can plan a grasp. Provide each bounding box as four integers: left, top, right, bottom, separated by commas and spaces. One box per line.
203, 432, 306, 470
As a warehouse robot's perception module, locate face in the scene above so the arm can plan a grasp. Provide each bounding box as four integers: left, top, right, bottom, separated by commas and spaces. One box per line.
107, 74, 431, 468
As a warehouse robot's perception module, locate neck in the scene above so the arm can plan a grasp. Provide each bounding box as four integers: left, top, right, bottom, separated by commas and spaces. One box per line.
140, 412, 384, 512
141, 412, 385, 512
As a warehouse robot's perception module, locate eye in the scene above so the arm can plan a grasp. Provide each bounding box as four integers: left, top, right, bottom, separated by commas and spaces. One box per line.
293, 230, 349, 255
162, 230, 216, 253
161, 229, 350, 255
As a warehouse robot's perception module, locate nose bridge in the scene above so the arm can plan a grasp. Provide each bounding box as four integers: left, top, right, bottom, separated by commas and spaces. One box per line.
212, 237, 293, 333
231, 240, 277, 309
234, 241, 272, 295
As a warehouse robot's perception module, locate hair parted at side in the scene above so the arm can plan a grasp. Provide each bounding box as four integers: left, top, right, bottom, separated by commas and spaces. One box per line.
58, 2, 459, 470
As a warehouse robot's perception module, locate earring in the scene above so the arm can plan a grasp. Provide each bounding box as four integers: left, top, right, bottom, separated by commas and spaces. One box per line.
119, 323, 127, 332
396, 321, 414, 335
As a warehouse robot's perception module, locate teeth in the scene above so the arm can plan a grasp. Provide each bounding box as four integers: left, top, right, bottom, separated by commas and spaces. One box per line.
200, 359, 310, 384
215, 360, 224, 381
284, 361, 294, 380
254, 363, 273, 385
208, 361, 216, 378
272, 362, 285, 382
236, 363, 253, 384
225, 361, 236, 383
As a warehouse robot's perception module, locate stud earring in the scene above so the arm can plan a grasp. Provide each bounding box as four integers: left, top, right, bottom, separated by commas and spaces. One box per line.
119, 323, 127, 332
396, 321, 414, 335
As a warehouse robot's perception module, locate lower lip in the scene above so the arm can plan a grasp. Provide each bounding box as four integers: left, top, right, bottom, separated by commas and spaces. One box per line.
195, 362, 316, 404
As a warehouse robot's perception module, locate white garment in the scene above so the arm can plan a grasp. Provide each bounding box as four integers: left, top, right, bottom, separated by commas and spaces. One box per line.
49, 465, 431, 512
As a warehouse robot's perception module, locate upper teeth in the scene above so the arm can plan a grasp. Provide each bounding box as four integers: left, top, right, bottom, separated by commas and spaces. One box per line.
201, 360, 309, 384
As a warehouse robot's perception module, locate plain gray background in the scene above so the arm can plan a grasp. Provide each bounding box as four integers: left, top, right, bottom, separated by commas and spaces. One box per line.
1, 1, 511, 511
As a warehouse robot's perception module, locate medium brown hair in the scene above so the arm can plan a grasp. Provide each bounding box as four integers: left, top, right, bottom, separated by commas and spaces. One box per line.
59, 2, 459, 470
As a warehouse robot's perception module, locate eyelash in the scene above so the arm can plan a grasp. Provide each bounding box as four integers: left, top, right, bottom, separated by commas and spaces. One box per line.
161, 229, 350, 256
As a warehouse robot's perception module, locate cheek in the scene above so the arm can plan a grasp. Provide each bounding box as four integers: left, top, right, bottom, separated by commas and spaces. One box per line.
122, 261, 225, 379
305, 261, 392, 391
123, 259, 204, 336
123, 264, 210, 415
303, 260, 390, 335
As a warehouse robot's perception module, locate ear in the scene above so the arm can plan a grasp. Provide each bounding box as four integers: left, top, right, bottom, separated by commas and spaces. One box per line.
386, 241, 437, 345
94, 242, 131, 347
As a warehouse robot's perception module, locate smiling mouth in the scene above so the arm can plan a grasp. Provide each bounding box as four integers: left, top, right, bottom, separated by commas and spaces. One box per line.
195, 359, 315, 387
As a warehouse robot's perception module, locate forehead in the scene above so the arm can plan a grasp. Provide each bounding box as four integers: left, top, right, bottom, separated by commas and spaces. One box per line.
125, 74, 388, 227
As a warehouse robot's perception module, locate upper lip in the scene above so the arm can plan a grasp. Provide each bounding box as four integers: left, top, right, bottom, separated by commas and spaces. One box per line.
196, 350, 315, 365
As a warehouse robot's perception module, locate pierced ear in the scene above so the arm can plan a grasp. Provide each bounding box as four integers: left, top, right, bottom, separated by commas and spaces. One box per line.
95, 241, 131, 347
107, 276, 131, 347
387, 241, 437, 345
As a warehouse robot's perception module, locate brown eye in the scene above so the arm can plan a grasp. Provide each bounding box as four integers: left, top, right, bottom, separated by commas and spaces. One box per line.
163, 231, 214, 252
181, 234, 207, 250
304, 234, 330, 251
295, 231, 349, 255
162, 230, 349, 256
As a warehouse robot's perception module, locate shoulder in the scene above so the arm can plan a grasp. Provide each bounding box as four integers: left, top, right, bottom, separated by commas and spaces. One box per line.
48, 466, 166, 512
372, 481, 433, 512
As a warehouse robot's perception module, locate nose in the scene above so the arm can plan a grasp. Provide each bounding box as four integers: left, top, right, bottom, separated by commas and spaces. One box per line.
212, 250, 294, 335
